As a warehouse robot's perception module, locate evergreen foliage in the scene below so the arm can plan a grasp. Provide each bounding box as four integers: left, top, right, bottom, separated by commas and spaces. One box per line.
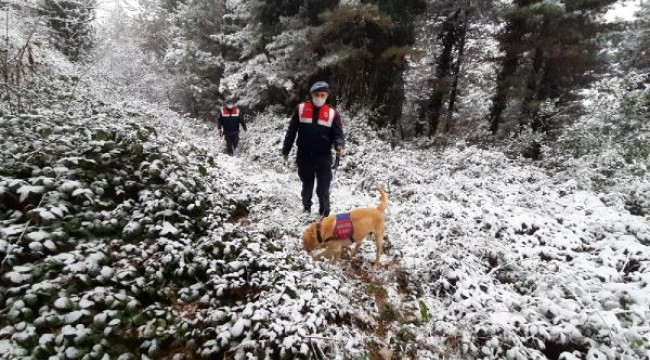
163, 0, 226, 117
40, 0, 96, 62
613, 2, 650, 73
426, 3, 471, 136
137, 0, 174, 59
361, 0, 426, 43
0, 75, 349, 359
308, 4, 414, 127
488, 0, 617, 135
2, 2, 650, 359
253, 0, 338, 34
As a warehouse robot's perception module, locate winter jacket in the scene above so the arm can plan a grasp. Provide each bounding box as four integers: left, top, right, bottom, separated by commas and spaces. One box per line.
282, 101, 345, 160
218, 106, 247, 133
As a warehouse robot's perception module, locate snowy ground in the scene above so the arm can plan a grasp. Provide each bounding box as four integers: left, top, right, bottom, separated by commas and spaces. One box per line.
1, 87, 649, 359
187, 110, 650, 359
2, 1, 648, 357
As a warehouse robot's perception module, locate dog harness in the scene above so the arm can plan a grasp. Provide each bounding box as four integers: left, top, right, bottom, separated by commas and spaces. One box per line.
316, 213, 354, 243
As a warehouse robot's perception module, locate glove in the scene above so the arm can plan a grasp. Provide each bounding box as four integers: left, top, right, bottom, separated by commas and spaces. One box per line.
335, 146, 344, 156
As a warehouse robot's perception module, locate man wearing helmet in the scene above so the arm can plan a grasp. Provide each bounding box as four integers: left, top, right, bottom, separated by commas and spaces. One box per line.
218, 95, 247, 155
282, 81, 345, 218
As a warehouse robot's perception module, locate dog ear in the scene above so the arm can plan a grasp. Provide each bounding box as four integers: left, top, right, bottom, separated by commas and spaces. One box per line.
302, 223, 315, 251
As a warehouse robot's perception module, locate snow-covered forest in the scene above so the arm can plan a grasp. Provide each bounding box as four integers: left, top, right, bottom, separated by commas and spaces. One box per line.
1, 0, 649, 359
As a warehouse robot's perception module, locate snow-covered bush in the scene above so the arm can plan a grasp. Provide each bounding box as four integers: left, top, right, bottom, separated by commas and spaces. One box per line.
40, 0, 97, 62
238, 111, 650, 359
0, 73, 375, 359
3, 3, 649, 358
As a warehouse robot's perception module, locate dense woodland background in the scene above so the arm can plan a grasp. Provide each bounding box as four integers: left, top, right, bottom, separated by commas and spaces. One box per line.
1, 0, 649, 359
4, 0, 648, 148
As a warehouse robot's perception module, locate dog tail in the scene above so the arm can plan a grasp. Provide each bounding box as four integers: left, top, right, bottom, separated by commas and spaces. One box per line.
376, 186, 388, 213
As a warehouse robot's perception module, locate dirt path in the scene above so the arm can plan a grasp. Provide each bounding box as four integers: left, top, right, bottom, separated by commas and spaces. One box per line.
207, 144, 415, 358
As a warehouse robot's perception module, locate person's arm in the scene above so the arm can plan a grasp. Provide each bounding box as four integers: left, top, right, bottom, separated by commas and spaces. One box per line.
217, 109, 227, 137
240, 115, 248, 132
282, 110, 300, 158
207, 99, 220, 123
332, 112, 345, 154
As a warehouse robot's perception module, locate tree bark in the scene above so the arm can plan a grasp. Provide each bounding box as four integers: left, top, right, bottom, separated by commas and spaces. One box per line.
447, 10, 468, 119
488, 52, 519, 134
428, 10, 459, 136
519, 46, 544, 131
488, 15, 526, 134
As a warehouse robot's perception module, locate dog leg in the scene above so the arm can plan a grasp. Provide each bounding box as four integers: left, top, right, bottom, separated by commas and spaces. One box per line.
373, 228, 385, 270
334, 247, 342, 263
313, 242, 343, 263
331, 242, 344, 263
312, 249, 328, 261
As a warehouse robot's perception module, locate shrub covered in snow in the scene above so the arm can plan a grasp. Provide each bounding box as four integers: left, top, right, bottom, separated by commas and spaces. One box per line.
2, 5, 649, 356
239, 111, 650, 359
0, 75, 377, 359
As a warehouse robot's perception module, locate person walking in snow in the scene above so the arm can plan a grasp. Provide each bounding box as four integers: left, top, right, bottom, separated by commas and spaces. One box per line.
217, 95, 247, 155
282, 81, 345, 218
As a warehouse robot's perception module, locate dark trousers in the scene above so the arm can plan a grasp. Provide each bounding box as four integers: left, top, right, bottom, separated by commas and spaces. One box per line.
297, 156, 333, 216
225, 132, 239, 155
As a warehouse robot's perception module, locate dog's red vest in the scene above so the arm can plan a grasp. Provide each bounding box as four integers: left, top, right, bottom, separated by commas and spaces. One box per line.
333, 213, 354, 240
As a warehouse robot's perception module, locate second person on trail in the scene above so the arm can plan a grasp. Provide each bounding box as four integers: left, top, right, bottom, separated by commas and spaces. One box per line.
282, 81, 345, 218
218, 95, 247, 155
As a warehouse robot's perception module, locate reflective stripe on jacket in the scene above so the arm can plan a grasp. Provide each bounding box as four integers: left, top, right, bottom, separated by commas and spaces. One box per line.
220, 107, 240, 117
218, 106, 246, 133
298, 102, 336, 127
282, 101, 345, 160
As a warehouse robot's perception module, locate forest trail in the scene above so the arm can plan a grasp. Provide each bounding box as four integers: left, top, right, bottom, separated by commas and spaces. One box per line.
203, 128, 414, 347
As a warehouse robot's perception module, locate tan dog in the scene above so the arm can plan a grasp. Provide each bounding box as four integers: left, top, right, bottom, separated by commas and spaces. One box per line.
302, 186, 388, 268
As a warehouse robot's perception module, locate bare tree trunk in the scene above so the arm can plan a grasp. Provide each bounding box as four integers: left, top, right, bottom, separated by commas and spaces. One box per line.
428, 10, 459, 136
488, 14, 527, 134
519, 46, 544, 131
447, 10, 468, 119
3, 8, 8, 84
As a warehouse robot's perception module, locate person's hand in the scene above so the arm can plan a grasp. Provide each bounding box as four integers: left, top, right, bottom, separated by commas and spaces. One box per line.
219, 130, 223, 137
283, 153, 288, 161
336, 146, 344, 156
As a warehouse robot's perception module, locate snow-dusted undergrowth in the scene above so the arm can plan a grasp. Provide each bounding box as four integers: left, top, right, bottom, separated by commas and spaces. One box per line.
1, 58, 649, 360
0, 77, 372, 359
2, 1, 649, 357
236, 110, 650, 359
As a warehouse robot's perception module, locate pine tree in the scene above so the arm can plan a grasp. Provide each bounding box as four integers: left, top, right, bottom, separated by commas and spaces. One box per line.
163, 0, 226, 116
41, 0, 96, 62
634, 3, 650, 72
364, 0, 426, 128
253, 0, 338, 35
488, 0, 536, 135
488, 0, 616, 135
416, 0, 500, 137
615, 2, 650, 73
426, 2, 472, 136
308, 1, 424, 128
138, 0, 175, 59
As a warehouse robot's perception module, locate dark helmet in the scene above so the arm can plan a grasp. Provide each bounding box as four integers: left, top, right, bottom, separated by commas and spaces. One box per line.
309, 81, 330, 93
225, 95, 236, 103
